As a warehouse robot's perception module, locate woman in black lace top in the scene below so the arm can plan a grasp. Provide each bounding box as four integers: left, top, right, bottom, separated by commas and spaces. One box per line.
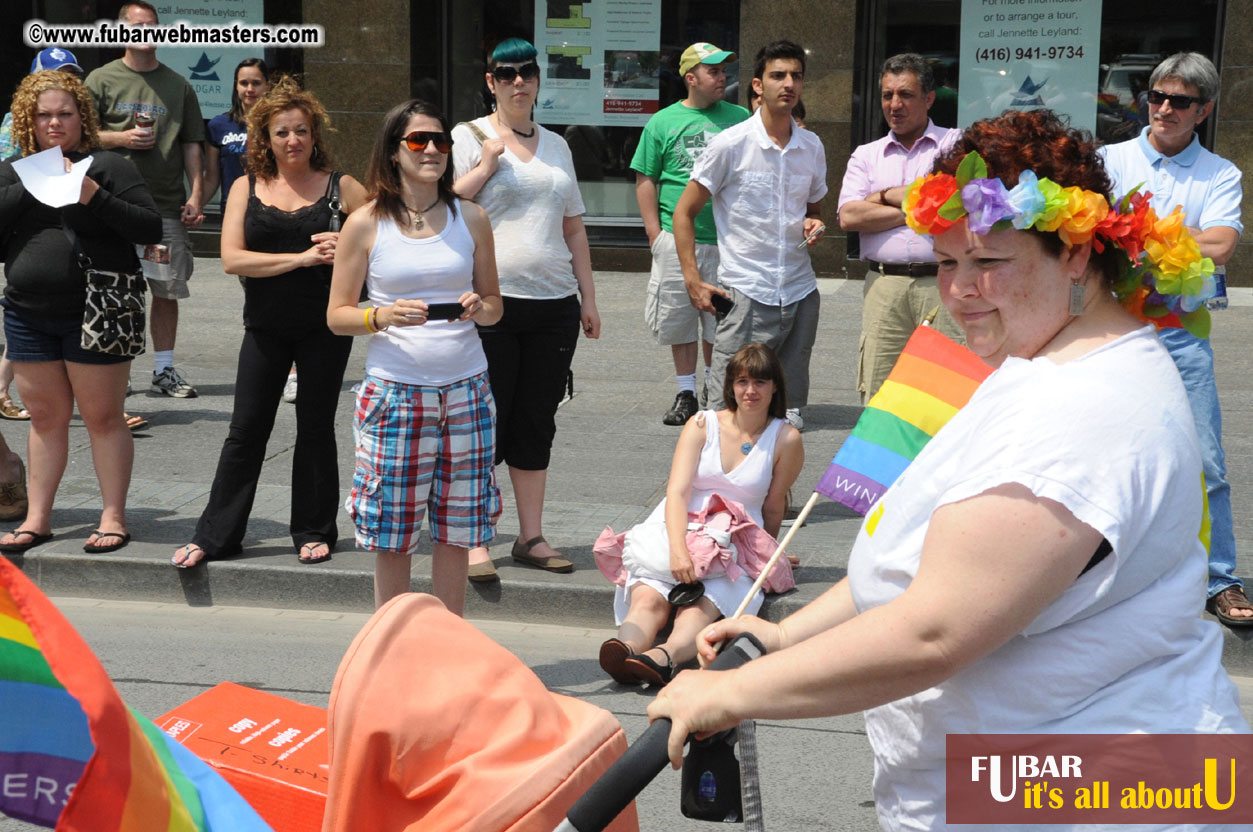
172, 77, 365, 569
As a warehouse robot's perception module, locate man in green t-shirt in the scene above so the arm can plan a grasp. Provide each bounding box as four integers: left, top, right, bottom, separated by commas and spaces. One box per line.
631, 43, 749, 426
86, 1, 204, 399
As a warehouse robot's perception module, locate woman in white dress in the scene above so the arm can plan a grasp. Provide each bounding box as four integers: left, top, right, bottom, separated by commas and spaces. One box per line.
596, 343, 803, 686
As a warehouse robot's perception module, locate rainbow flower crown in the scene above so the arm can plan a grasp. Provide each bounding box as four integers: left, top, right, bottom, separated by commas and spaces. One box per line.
903, 151, 1218, 338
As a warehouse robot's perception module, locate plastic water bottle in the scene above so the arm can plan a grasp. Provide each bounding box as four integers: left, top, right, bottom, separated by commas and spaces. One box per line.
1207, 269, 1228, 311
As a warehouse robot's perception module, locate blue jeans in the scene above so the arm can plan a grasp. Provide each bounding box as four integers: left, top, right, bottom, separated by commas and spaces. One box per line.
1159, 327, 1242, 596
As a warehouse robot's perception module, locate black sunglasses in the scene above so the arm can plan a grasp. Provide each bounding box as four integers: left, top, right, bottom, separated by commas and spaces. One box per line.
1147, 89, 1205, 110
492, 62, 540, 83
401, 131, 453, 153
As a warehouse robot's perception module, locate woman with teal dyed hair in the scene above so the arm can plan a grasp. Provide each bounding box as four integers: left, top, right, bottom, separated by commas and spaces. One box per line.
452, 37, 601, 582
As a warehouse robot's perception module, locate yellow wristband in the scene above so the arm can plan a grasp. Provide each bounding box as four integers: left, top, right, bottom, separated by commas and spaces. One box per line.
364, 307, 377, 333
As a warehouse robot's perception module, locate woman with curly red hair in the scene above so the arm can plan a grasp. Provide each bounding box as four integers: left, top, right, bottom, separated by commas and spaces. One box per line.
648, 110, 1245, 828
172, 77, 366, 568
0, 70, 160, 554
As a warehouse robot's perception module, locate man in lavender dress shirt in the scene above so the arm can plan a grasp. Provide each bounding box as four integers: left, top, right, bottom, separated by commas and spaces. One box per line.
837, 53, 964, 404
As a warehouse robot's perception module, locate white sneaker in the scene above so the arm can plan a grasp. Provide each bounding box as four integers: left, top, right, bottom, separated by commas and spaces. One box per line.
785, 408, 804, 431
151, 367, 197, 398
282, 373, 298, 403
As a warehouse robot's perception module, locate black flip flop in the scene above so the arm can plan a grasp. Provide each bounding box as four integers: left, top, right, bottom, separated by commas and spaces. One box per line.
0, 529, 52, 554
298, 542, 333, 565
83, 529, 130, 554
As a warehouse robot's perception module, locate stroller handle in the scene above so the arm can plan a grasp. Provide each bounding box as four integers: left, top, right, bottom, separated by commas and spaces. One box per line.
557, 633, 767, 832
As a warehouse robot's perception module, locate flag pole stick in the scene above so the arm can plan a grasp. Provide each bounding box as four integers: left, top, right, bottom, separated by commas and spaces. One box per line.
730, 490, 822, 619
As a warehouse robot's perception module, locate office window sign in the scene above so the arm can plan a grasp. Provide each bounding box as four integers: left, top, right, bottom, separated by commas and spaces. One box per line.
958, 0, 1102, 132
533, 0, 662, 126
153, 0, 265, 117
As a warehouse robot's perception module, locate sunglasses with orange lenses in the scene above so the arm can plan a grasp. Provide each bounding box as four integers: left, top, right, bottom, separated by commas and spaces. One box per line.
402, 131, 453, 153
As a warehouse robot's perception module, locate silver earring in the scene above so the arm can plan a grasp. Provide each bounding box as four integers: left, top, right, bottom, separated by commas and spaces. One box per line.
1068, 281, 1086, 315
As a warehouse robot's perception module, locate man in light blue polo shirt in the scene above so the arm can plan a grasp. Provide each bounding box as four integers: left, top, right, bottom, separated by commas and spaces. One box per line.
1101, 52, 1247, 627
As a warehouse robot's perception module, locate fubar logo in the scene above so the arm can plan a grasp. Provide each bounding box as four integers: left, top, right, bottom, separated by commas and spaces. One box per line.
947, 734, 1253, 824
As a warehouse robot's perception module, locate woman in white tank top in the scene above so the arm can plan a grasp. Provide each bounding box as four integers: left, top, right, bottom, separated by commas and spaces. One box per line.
328, 100, 503, 615
597, 344, 804, 686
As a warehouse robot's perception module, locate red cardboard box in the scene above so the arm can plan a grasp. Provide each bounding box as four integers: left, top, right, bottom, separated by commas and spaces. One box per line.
158, 682, 328, 832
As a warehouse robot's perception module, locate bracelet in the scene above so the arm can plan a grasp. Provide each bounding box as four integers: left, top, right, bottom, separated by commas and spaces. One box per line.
372, 306, 389, 332
879, 187, 891, 206
363, 307, 377, 333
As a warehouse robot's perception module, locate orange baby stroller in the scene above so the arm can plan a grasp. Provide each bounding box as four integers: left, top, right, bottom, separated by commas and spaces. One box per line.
321, 593, 640, 832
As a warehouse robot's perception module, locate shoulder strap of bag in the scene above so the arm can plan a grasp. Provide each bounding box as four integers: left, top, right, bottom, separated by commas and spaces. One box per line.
457, 121, 489, 146
59, 215, 92, 271
327, 171, 345, 232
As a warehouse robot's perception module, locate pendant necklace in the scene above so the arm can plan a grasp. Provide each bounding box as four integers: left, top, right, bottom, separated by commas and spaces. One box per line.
737, 420, 761, 455
404, 196, 442, 230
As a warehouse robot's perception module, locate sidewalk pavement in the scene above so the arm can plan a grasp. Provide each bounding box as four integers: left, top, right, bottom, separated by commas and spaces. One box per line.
6, 259, 1253, 669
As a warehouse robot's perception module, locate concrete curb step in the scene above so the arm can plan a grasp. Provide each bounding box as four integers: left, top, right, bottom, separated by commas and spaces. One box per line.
8, 551, 812, 629
12, 551, 1252, 675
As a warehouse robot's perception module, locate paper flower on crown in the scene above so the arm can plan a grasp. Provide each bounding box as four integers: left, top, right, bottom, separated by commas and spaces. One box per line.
903, 151, 1217, 338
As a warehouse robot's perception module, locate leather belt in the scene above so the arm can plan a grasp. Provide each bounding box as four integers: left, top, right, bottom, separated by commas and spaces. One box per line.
867, 260, 938, 278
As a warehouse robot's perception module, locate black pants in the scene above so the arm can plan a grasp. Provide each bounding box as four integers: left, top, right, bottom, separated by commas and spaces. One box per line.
477, 295, 580, 470
193, 326, 352, 556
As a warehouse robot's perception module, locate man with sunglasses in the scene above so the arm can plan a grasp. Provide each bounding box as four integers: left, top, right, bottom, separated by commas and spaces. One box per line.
632, 43, 749, 426
1102, 52, 1248, 628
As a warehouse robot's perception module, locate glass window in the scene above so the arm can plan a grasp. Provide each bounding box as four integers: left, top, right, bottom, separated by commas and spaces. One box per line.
859, 0, 1222, 146
446, 0, 741, 228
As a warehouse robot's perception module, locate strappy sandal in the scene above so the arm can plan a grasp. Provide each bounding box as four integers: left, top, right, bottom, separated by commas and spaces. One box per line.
623, 646, 673, 687
0, 396, 29, 421
125, 413, 148, 432
510, 535, 573, 573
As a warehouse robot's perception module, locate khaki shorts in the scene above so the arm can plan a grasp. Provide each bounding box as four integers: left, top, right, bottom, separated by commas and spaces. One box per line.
643, 229, 720, 346
147, 217, 194, 300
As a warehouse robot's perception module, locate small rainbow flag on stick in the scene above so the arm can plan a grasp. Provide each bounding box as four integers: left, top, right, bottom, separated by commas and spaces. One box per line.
0, 555, 272, 831
817, 325, 992, 514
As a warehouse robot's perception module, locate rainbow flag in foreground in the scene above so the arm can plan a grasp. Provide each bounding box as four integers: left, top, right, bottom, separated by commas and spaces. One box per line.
0, 556, 272, 831
817, 325, 993, 514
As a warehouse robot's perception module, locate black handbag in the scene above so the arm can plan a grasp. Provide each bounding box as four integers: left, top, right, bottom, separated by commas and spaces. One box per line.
62, 219, 147, 357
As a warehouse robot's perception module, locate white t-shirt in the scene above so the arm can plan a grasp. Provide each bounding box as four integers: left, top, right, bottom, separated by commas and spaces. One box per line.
689, 109, 827, 306
451, 118, 586, 299
363, 204, 488, 387
846, 327, 1246, 831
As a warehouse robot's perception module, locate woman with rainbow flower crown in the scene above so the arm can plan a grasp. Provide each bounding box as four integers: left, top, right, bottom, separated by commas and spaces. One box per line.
646, 110, 1246, 829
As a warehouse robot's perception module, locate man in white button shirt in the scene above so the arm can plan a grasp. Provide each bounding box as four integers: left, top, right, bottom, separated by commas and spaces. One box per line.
673, 39, 827, 425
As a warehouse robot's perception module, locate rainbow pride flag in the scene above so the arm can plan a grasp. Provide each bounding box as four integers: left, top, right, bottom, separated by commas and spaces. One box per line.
0, 555, 272, 831
817, 325, 992, 514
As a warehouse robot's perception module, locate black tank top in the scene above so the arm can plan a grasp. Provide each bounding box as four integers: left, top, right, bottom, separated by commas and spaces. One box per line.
241, 172, 342, 331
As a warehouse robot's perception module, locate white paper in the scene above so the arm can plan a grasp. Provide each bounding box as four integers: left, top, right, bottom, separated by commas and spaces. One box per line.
11, 145, 93, 208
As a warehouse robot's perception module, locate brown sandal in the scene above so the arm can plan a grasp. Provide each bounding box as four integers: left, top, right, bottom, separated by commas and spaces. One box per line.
1206, 586, 1253, 627
599, 638, 636, 684
510, 535, 573, 573
0, 395, 29, 421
